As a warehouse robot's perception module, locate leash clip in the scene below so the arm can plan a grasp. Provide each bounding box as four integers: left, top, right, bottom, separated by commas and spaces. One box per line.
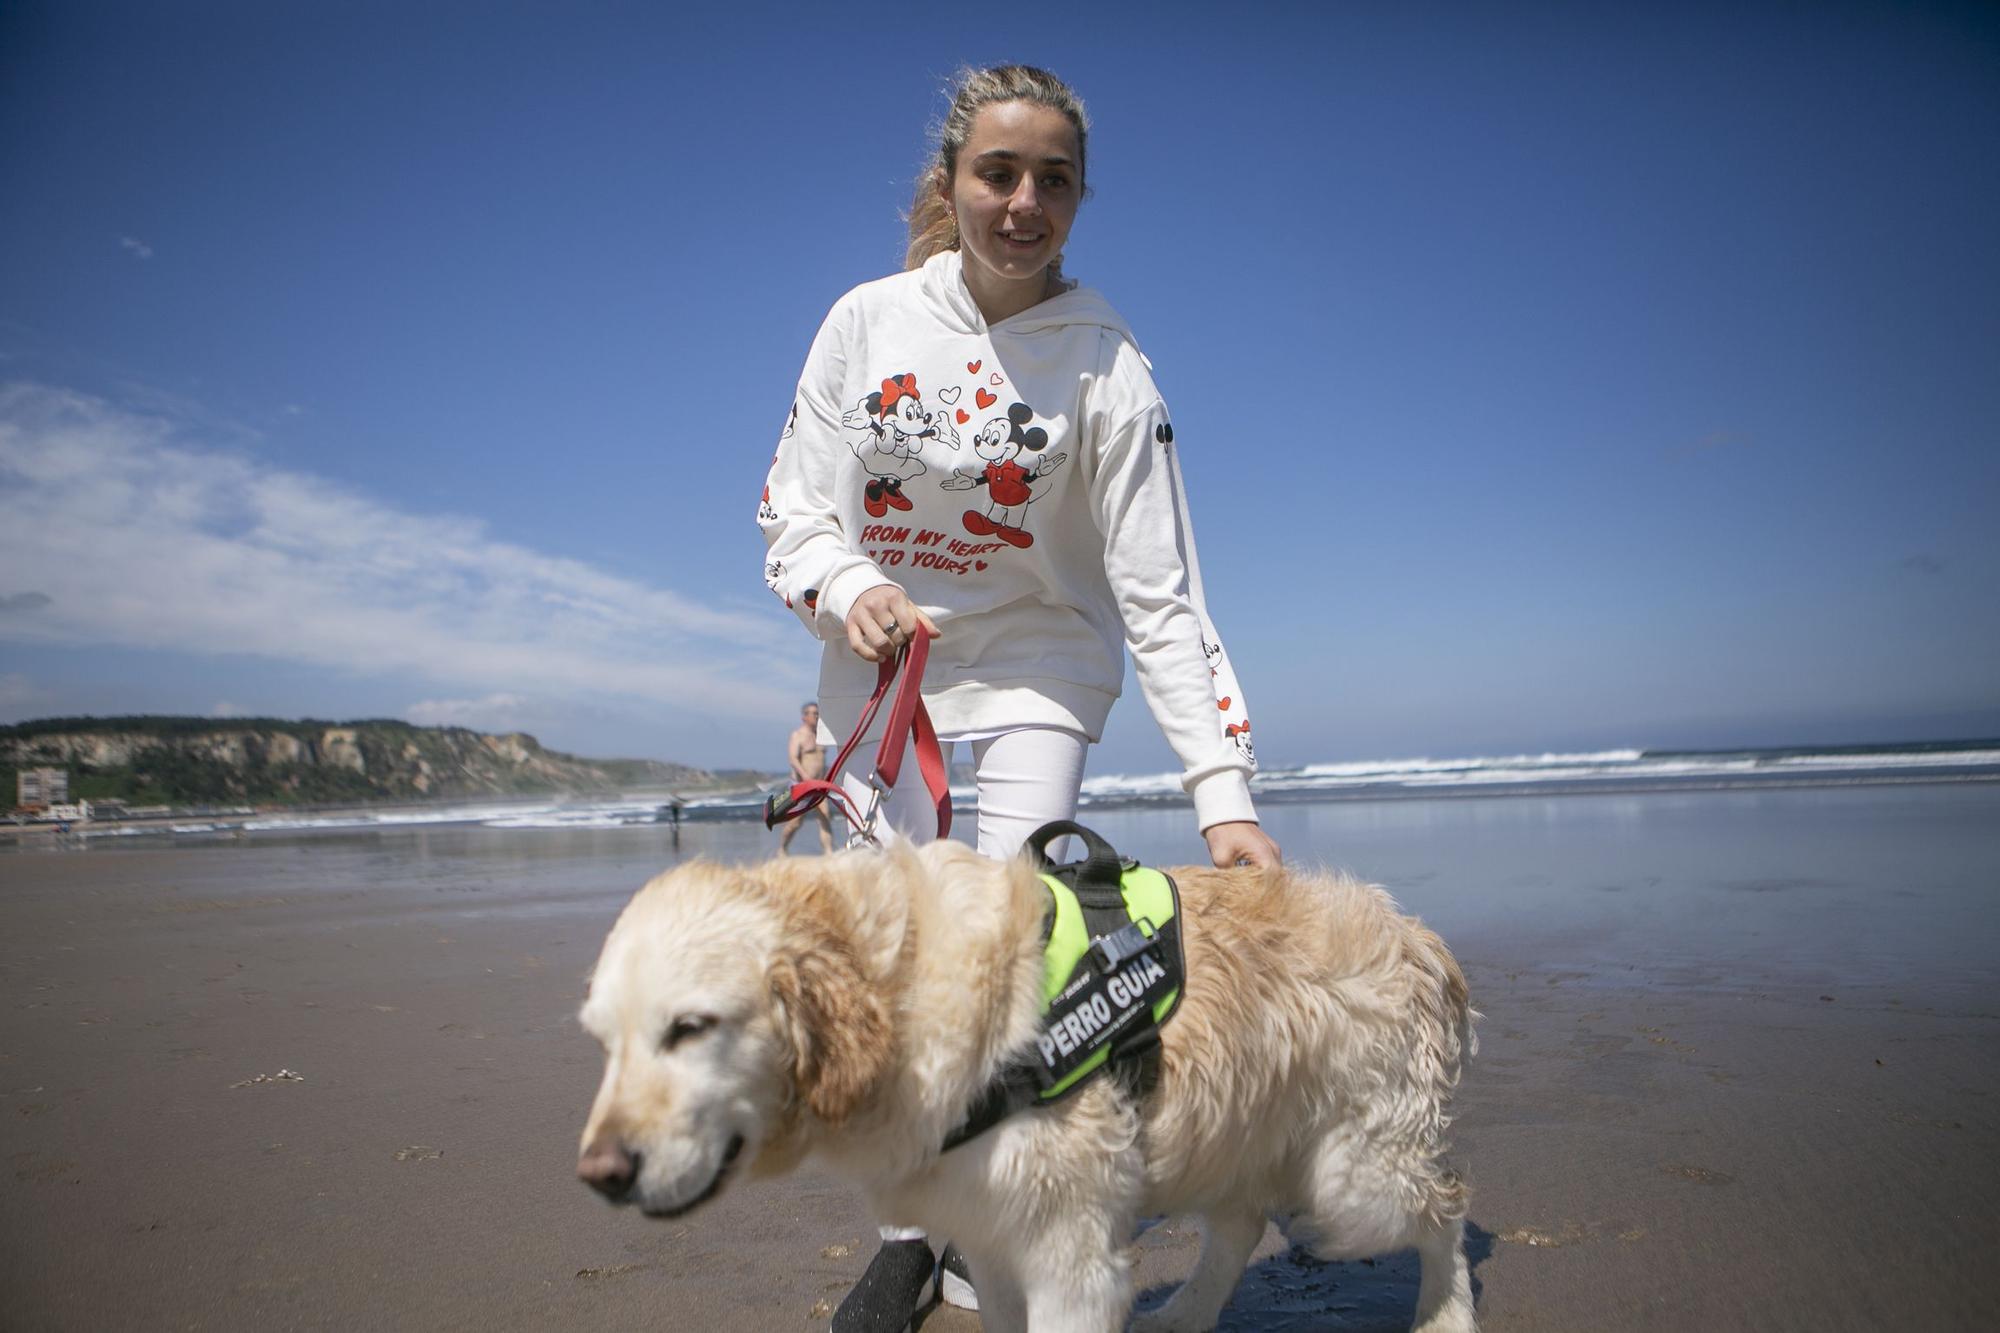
846, 774, 887, 849
1089, 917, 1158, 972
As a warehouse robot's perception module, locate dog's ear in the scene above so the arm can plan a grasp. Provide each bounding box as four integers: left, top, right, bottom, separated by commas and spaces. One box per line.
767, 934, 892, 1127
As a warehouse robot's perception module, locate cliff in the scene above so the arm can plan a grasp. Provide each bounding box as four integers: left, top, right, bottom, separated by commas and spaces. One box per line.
0, 716, 732, 808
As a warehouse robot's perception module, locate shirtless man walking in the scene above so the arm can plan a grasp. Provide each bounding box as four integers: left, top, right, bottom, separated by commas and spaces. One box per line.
779, 701, 835, 854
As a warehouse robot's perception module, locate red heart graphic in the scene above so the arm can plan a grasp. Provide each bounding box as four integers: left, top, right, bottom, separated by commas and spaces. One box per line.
967, 359, 982, 374
974, 560, 988, 571
1217, 696, 1231, 710
975, 388, 997, 409
955, 408, 969, 424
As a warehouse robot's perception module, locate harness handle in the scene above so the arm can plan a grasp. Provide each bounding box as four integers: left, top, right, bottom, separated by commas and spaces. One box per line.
1024, 819, 1127, 905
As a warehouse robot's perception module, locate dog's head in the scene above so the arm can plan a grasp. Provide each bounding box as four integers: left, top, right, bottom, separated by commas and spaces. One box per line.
575, 854, 901, 1217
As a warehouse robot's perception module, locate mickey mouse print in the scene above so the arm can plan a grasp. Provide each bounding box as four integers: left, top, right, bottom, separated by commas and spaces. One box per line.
939, 400, 1067, 548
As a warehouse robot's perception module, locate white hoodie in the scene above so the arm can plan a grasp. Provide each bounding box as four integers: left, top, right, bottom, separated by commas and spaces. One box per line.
758, 251, 1257, 830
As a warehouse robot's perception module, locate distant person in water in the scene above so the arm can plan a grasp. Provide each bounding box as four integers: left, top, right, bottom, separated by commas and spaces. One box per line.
779, 701, 835, 854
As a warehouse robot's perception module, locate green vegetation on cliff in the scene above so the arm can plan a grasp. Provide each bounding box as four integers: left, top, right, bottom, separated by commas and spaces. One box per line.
1, 716, 728, 809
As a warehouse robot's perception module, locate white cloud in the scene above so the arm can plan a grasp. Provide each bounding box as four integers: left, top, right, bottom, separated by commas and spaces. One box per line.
119, 236, 153, 260
0, 384, 804, 724
406, 692, 531, 730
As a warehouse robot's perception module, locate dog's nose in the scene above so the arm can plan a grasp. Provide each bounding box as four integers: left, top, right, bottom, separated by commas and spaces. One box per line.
577, 1143, 639, 1201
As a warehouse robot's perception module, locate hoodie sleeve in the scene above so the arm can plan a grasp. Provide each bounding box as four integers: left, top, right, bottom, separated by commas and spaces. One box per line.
757, 301, 892, 639
1089, 396, 1260, 831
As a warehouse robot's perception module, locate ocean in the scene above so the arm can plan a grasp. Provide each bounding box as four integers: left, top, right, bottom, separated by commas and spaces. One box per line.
36, 738, 2000, 843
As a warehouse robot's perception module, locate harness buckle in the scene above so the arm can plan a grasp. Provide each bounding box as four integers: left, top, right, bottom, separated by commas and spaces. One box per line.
1089, 917, 1158, 972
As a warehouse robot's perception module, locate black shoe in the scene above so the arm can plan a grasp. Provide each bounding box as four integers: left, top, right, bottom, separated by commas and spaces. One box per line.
831, 1238, 936, 1332
937, 1242, 978, 1311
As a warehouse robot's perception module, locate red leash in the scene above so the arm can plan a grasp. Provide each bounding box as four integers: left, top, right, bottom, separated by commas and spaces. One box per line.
763, 629, 951, 844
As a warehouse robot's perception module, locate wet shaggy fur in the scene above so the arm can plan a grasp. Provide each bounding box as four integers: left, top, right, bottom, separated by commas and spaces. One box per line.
577, 842, 1478, 1332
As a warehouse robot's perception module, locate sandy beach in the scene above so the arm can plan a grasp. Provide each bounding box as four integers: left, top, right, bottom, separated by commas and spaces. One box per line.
3, 785, 1996, 1330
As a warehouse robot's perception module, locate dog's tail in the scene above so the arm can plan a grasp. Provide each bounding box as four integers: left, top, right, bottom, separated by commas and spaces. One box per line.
1404, 920, 1478, 1088
1401, 921, 1477, 1225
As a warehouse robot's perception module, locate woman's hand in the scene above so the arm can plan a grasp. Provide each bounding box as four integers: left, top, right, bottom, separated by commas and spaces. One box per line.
1204, 820, 1282, 869
845, 584, 940, 663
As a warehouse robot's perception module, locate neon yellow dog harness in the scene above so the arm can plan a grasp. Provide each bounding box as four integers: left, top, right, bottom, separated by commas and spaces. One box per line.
942, 821, 1185, 1151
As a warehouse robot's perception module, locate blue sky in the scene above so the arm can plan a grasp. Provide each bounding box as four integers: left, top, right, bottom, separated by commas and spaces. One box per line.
2, 1, 1995, 775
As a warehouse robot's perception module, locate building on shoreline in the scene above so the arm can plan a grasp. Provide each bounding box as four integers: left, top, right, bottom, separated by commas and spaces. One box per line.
15, 767, 68, 812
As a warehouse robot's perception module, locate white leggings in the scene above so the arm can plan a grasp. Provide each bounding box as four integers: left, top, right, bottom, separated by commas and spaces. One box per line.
835, 725, 1089, 860
833, 724, 1090, 1251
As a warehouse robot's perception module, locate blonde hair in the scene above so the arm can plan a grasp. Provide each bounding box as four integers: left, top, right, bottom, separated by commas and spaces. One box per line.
904, 64, 1090, 272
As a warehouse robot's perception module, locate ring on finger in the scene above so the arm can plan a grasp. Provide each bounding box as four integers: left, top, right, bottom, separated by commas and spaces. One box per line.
883, 618, 900, 636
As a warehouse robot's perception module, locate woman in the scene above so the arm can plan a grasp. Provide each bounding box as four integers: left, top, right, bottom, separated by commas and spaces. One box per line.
757, 64, 1280, 1330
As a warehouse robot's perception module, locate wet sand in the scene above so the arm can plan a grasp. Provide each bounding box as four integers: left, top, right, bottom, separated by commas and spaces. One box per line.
3, 787, 1996, 1330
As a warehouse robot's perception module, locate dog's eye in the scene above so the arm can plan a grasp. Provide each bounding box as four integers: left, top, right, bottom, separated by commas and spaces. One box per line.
662, 1014, 717, 1051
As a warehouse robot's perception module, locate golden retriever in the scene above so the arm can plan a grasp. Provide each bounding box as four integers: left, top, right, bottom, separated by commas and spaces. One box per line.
577, 841, 1477, 1333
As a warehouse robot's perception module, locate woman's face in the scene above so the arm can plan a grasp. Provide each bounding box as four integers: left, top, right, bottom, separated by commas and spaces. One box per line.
944, 100, 1081, 296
